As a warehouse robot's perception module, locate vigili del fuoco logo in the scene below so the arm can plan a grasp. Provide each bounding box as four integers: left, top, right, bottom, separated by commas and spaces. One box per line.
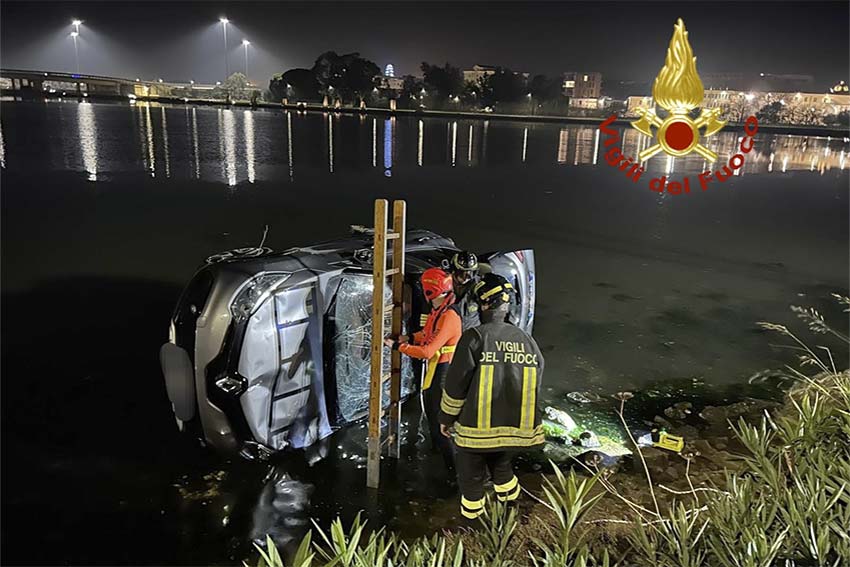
599, 18, 759, 195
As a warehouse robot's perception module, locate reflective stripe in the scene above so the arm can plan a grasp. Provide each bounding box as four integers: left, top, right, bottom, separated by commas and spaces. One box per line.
419, 314, 429, 326
455, 424, 543, 438
454, 433, 545, 450
439, 345, 456, 355
477, 365, 493, 429
422, 353, 440, 390
478, 282, 514, 300
440, 390, 464, 416
493, 476, 518, 494
461, 496, 485, 510
497, 484, 521, 502
520, 366, 537, 430
479, 285, 504, 300
453, 424, 545, 450
461, 507, 485, 519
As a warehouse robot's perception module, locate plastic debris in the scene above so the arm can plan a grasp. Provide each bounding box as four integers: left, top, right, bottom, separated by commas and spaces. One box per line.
637, 430, 684, 453
566, 391, 603, 404
544, 406, 578, 432
578, 430, 601, 448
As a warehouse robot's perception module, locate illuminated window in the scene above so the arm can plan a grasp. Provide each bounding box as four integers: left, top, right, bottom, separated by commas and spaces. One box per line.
583, 75, 588, 81
564, 80, 575, 88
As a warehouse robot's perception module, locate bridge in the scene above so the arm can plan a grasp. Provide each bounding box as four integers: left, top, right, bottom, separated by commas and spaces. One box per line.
0, 68, 219, 99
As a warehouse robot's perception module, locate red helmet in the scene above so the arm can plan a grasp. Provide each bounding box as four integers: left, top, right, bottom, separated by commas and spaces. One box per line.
420, 268, 453, 300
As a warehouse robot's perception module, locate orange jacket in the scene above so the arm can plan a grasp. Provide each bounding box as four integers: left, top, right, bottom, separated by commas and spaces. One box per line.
399, 303, 462, 389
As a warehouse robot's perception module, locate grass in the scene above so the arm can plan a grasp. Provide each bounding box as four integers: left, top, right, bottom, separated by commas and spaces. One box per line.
246, 294, 850, 567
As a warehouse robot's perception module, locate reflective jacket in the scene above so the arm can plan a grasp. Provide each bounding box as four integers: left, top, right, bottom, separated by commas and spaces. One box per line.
400, 300, 462, 391
439, 319, 545, 451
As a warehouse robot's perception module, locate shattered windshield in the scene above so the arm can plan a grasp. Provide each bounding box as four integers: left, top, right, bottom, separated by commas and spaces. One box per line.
332, 274, 415, 423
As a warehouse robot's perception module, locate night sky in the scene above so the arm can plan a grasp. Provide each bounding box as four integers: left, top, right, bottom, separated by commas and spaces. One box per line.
1, 1, 847, 91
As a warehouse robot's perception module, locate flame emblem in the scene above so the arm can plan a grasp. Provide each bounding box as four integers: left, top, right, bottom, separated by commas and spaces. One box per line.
631, 19, 725, 162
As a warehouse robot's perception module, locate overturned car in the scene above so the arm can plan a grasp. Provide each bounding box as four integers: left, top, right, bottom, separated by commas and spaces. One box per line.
160, 228, 536, 460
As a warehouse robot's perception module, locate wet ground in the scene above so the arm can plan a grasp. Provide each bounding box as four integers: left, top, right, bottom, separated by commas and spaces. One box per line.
1, 100, 848, 565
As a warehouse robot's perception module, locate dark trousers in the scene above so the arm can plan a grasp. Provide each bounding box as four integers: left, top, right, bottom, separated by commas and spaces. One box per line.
422, 368, 455, 471
455, 449, 520, 520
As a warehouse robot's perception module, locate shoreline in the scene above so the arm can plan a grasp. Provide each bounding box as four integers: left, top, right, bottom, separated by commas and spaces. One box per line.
4, 91, 849, 137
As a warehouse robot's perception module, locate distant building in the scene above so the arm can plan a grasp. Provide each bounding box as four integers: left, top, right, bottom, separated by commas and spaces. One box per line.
626, 96, 654, 116
569, 97, 611, 110
702, 72, 815, 93
385, 64, 395, 78
562, 72, 602, 98
377, 74, 404, 92
463, 64, 530, 85
626, 90, 850, 121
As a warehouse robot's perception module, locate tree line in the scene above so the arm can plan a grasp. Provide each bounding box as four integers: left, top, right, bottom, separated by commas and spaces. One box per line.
267, 52, 569, 112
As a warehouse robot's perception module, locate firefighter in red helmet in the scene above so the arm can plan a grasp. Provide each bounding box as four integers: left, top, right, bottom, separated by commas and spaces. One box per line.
385, 267, 462, 470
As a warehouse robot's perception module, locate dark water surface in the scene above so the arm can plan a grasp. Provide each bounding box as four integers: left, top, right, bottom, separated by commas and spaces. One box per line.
2, 100, 848, 565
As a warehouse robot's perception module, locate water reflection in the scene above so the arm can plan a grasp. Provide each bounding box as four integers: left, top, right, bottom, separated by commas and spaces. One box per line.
592, 129, 599, 165
383, 118, 393, 177
222, 109, 237, 186
557, 128, 568, 164
450, 121, 457, 167
250, 468, 313, 556
3, 103, 848, 183
191, 107, 200, 179
575, 128, 594, 166
482, 120, 489, 162
328, 114, 334, 174
143, 104, 155, 177
286, 111, 294, 182
77, 102, 98, 181
371, 118, 377, 168
161, 107, 170, 178
0, 118, 6, 169
417, 119, 423, 167
245, 110, 255, 183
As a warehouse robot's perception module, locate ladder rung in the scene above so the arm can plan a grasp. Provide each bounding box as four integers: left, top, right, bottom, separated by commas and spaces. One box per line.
385, 268, 401, 277
386, 232, 400, 240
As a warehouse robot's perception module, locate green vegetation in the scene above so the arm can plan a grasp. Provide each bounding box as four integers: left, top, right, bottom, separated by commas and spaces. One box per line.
756, 100, 850, 127
247, 295, 850, 566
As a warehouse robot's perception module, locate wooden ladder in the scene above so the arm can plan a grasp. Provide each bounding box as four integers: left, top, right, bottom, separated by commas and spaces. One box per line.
367, 199, 406, 489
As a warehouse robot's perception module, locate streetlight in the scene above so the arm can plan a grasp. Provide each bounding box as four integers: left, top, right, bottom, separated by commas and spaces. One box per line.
219, 17, 230, 80
70, 31, 80, 74
242, 39, 250, 79
72, 19, 82, 33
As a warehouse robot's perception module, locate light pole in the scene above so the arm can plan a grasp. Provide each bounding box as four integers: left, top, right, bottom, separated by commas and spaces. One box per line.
70, 31, 80, 74
242, 39, 250, 79
219, 18, 229, 80
70, 19, 82, 74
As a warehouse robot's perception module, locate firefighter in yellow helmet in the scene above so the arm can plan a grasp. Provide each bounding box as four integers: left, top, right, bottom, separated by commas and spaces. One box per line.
448, 251, 481, 332
438, 273, 544, 521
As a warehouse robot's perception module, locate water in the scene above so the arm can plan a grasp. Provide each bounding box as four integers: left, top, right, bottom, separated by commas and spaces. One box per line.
2, 100, 848, 565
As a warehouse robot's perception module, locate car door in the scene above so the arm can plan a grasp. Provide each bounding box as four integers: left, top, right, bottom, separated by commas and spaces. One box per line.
481, 250, 536, 334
